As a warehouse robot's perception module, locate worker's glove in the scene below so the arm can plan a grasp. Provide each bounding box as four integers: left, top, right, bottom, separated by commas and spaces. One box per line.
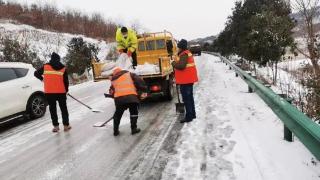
104, 93, 114, 98
109, 88, 115, 96
127, 50, 132, 57
140, 93, 148, 100
170, 59, 176, 67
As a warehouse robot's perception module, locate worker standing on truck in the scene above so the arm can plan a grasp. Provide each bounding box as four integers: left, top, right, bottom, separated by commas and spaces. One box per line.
116, 27, 138, 68
34, 52, 71, 132
109, 67, 148, 136
172, 39, 199, 123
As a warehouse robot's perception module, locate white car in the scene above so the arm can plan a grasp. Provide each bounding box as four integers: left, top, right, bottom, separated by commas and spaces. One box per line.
0, 62, 47, 123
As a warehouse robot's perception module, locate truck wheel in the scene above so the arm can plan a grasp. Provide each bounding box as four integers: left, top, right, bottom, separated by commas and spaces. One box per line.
27, 94, 47, 119
164, 78, 174, 101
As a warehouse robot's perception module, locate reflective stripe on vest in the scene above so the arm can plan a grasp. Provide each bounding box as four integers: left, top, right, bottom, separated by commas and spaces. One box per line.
112, 72, 137, 98
44, 71, 64, 75
186, 63, 196, 68
185, 53, 195, 67
43, 64, 66, 93
174, 50, 199, 85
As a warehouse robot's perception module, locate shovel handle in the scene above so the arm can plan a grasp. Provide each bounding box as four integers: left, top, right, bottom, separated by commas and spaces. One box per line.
68, 93, 93, 110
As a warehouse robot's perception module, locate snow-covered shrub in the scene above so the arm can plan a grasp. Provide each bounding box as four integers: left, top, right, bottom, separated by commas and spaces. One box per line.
0, 37, 42, 69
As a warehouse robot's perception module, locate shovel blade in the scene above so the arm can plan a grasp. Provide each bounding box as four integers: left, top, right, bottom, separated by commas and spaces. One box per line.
93, 122, 106, 127
93, 117, 113, 127
91, 109, 103, 113
175, 103, 185, 114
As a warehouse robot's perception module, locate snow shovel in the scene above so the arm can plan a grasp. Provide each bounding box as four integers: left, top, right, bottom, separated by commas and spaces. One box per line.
175, 85, 185, 114
67, 93, 103, 113
93, 116, 113, 127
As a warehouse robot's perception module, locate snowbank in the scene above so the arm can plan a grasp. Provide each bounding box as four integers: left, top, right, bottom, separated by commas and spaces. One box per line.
0, 22, 114, 63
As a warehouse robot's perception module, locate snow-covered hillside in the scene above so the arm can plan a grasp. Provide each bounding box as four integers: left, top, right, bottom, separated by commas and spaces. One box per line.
0, 20, 115, 63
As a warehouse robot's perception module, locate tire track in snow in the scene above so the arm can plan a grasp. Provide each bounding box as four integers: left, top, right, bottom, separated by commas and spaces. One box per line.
162, 54, 236, 180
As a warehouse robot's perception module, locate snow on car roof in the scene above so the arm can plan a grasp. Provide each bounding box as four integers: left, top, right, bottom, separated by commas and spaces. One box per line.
0, 62, 33, 69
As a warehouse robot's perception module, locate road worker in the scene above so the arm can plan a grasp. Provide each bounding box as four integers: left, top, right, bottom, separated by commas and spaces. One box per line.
109, 67, 148, 136
34, 52, 71, 132
172, 39, 199, 123
116, 26, 138, 68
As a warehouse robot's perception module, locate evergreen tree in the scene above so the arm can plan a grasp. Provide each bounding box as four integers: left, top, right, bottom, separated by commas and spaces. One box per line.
213, 0, 294, 66
65, 37, 99, 75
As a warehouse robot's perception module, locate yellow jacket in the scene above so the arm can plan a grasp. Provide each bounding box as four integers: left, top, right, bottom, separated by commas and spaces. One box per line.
116, 28, 138, 52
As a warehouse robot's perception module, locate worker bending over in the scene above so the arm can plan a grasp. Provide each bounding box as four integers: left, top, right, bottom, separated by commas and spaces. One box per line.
109, 67, 147, 136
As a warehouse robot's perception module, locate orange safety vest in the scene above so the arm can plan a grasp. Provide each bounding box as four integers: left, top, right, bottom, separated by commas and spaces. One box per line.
43, 64, 66, 93
112, 72, 138, 98
175, 50, 198, 84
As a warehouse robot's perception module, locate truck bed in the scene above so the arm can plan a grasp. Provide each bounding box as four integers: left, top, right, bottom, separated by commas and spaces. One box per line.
92, 56, 173, 81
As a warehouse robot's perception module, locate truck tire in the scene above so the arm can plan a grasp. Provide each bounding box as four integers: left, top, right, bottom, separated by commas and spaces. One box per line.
27, 94, 47, 119
164, 77, 174, 101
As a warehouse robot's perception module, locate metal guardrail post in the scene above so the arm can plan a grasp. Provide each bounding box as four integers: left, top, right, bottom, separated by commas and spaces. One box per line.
284, 125, 293, 142
247, 72, 253, 93
278, 94, 294, 142
204, 52, 320, 160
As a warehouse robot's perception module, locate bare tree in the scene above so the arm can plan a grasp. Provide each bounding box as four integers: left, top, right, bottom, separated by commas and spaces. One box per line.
293, 0, 320, 76
130, 19, 143, 34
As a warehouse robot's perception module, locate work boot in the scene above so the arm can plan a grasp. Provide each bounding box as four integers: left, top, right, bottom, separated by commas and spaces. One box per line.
64, 125, 72, 132
52, 126, 60, 133
131, 128, 141, 135
114, 130, 120, 136
180, 119, 193, 123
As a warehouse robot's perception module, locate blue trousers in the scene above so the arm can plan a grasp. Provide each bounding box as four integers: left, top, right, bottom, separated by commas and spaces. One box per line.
180, 84, 196, 121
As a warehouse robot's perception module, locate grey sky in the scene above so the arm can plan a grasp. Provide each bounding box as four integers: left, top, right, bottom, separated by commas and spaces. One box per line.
13, 0, 237, 40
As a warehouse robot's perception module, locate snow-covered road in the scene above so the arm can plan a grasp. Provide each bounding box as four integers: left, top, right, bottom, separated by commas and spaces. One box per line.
0, 54, 319, 180
0, 79, 181, 180
161, 54, 320, 180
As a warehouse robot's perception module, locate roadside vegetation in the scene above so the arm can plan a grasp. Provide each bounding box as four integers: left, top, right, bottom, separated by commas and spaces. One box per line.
210, 0, 320, 122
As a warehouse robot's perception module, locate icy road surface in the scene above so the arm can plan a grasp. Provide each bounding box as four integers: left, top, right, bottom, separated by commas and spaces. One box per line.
0, 54, 319, 180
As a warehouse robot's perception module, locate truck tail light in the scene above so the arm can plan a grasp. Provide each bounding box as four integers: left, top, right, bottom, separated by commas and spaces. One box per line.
150, 85, 161, 92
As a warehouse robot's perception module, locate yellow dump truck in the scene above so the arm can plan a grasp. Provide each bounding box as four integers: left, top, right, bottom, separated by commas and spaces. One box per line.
92, 31, 178, 100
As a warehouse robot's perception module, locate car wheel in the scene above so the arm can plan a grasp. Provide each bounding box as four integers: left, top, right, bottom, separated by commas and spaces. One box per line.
27, 94, 47, 119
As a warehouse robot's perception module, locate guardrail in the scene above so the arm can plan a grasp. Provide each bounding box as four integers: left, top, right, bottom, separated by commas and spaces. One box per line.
205, 52, 320, 161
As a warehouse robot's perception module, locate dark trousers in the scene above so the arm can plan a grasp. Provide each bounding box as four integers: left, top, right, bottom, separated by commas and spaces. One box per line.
46, 94, 69, 126
113, 103, 139, 132
180, 84, 196, 121
124, 48, 137, 67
